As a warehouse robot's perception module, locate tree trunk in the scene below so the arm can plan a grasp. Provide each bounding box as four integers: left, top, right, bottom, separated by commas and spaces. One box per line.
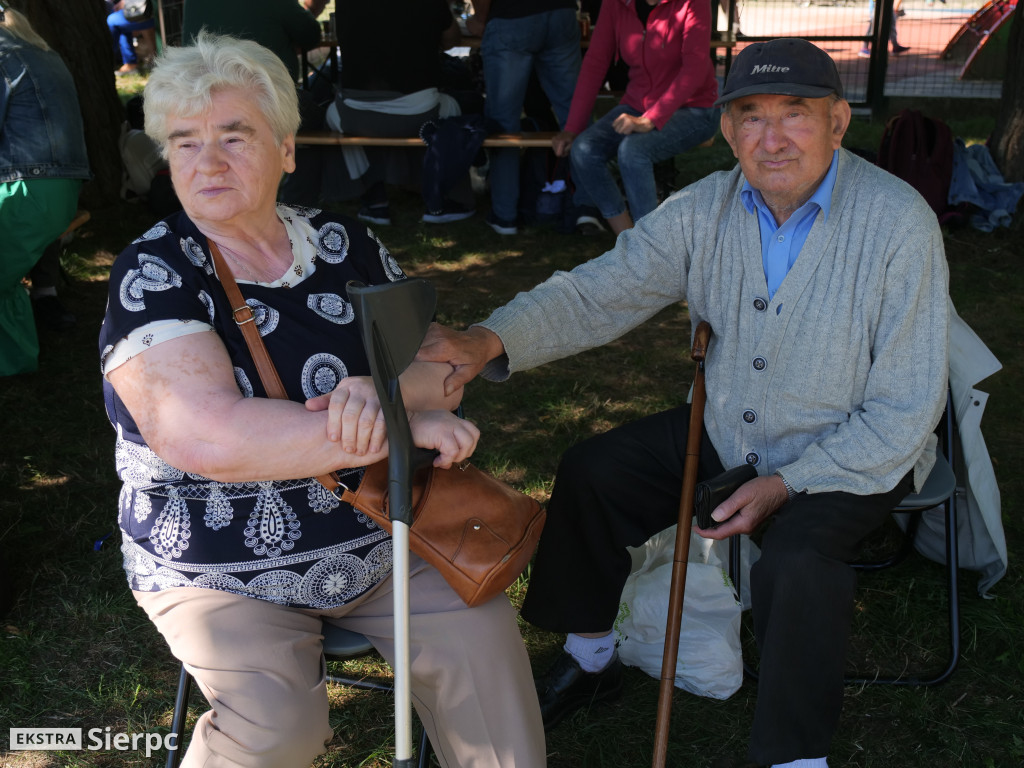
990, 2, 1024, 183
9, 0, 125, 206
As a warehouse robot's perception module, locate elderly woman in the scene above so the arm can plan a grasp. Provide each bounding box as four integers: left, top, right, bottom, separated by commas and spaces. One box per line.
99, 33, 544, 768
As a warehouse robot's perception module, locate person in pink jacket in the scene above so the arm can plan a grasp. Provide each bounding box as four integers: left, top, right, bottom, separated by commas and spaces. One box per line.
553, 0, 718, 235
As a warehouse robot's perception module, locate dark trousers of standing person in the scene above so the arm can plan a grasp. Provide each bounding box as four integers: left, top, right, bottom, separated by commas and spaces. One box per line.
520, 405, 913, 765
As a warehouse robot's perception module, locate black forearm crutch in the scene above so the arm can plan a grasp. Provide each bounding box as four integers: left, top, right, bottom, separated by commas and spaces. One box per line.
652, 320, 711, 768
348, 277, 437, 768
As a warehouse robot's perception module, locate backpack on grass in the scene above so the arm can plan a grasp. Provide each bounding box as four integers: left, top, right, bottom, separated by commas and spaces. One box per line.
876, 109, 959, 223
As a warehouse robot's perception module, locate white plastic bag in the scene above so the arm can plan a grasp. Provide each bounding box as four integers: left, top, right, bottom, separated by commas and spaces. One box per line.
613, 526, 751, 700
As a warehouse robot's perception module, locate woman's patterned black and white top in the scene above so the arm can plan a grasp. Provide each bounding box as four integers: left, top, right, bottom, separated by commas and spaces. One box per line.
98, 204, 407, 609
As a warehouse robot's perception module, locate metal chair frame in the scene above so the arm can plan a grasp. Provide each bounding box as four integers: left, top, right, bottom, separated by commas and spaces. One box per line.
165, 622, 432, 768
729, 391, 960, 687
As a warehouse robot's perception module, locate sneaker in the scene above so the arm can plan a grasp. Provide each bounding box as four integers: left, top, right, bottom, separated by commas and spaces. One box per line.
857, 48, 871, 58
575, 214, 607, 236
892, 44, 911, 55
358, 205, 392, 226
422, 202, 475, 224
486, 212, 517, 235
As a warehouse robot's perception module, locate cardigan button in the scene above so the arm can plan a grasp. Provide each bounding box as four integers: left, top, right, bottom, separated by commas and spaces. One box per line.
753, 297, 767, 312
742, 410, 757, 424
745, 452, 760, 466
752, 357, 767, 371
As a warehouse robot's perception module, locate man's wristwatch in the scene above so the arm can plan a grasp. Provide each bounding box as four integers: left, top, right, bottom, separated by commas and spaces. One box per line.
774, 470, 798, 501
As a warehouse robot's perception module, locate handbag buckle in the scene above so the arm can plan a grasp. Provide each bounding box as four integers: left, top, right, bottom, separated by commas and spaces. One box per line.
328, 478, 351, 501
232, 304, 255, 325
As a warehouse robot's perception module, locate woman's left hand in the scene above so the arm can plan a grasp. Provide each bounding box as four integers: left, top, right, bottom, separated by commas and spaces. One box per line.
612, 114, 655, 135
306, 376, 387, 456
409, 410, 480, 468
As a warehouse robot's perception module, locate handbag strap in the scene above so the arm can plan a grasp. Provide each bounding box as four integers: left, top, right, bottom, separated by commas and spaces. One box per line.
208, 241, 345, 496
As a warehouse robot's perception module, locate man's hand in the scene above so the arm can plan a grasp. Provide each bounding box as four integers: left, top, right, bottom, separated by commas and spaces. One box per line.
304, 0, 328, 18
415, 323, 505, 396
552, 130, 577, 157
695, 474, 790, 540
612, 114, 655, 135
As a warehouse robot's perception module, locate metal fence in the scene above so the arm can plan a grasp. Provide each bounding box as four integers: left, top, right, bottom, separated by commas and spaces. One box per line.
715, 0, 1013, 113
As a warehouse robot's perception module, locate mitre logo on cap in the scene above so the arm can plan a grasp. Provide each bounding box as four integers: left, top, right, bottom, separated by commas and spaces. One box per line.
714, 38, 844, 107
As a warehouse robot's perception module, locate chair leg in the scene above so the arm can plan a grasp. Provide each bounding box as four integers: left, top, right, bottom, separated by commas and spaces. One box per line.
729, 494, 961, 687
844, 494, 960, 686
168, 657, 435, 765
166, 663, 192, 768
325, 669, 434, 764
417, 726, 432, 768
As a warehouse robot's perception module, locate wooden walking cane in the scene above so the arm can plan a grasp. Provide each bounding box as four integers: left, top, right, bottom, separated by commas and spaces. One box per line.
652, 320, 711, 768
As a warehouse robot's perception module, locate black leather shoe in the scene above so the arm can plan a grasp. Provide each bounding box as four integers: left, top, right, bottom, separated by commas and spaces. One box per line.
535, 651, 623, 730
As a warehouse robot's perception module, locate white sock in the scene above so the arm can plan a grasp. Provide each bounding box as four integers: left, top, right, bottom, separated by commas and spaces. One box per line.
772, 759, 829, 768
564, 633, 615, 674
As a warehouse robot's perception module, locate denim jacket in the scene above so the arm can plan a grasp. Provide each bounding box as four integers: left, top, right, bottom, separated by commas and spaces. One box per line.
0, 29, 90, 183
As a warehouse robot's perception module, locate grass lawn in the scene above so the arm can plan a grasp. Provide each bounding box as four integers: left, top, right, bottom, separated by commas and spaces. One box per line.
1, 114, 1021, 767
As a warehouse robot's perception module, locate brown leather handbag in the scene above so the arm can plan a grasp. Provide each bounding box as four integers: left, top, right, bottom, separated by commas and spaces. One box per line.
210, 243, 545, 607
336, 459, 545, 607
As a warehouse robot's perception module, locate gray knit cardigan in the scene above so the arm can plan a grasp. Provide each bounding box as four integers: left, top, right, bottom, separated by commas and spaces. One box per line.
481, 148, 950, 497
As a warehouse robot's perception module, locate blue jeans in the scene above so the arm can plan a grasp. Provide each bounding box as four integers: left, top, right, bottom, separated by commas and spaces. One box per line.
570, 103, 719, 221
481, 9, 581, 223
107, 10, 155, 66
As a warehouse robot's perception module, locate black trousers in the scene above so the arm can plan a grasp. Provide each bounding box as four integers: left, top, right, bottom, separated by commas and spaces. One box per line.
520, 405, 913, 764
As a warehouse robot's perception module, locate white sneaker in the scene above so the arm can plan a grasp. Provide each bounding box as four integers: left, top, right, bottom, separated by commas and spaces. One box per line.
575, 214, 607, 235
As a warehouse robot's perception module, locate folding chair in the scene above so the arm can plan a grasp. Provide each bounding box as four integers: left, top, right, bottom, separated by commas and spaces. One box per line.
729, 390, 960, 686
165, 622, 432, 768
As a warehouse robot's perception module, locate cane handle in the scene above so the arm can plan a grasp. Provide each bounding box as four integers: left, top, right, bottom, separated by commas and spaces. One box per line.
691, 320, 711, 364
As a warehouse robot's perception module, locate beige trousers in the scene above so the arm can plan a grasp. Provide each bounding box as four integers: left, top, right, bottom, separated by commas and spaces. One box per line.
134, 557, 545, 768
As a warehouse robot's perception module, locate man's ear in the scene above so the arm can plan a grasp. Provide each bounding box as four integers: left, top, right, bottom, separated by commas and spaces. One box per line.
831, 99, 852, 149
720, 108, 739, 159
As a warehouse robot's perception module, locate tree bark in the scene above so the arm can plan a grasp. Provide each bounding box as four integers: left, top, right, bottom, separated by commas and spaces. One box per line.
9, 0, 125, 206
990, 2, 1024, 183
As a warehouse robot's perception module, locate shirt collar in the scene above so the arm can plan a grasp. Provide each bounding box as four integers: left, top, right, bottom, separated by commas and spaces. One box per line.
740, 149, 840, 224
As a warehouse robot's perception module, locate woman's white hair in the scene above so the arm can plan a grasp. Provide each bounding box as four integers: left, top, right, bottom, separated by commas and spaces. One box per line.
144, 30, 300, 155
0, 7, 52, 51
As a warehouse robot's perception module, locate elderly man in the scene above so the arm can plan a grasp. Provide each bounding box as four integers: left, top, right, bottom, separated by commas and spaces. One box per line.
418, 39, 949, 767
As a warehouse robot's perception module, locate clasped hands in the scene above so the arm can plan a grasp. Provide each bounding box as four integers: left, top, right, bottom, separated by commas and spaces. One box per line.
305, 376, 478, 469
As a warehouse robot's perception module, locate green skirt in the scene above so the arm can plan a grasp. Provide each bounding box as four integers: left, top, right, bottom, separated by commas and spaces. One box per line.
0, 178, 81, 376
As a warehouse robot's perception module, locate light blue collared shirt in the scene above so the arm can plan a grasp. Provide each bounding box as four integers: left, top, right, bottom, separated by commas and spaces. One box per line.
741, 149, 840, 300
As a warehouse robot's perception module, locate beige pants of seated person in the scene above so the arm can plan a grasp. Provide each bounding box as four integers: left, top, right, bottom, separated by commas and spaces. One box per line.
134, 557, 545, 768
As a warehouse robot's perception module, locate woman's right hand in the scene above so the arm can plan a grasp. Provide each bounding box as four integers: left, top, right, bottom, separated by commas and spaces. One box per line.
306, 376, 388, 456
552, 131, 577, 157
409, 410, 480, 468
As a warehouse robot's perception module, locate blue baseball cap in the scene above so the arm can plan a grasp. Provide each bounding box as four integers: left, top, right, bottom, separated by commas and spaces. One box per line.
714, 38, 844, 107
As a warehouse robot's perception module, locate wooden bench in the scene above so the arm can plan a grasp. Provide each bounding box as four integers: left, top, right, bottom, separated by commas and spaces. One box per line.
295, 131, 716, 153
294, 131, 558, 148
